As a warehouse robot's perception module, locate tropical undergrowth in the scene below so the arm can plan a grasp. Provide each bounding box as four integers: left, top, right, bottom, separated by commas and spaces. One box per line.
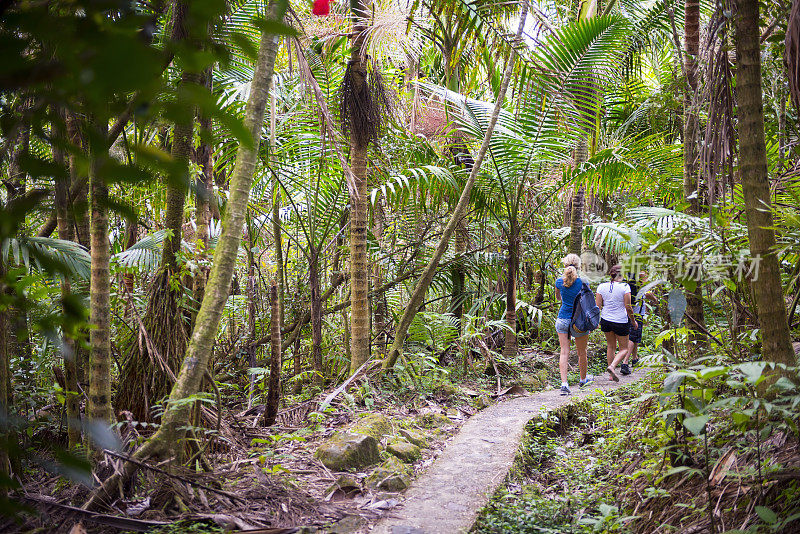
472, 359, 800, 534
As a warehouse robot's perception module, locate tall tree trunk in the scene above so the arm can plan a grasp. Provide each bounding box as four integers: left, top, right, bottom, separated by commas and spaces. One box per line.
88, 120, 113, 434
54, 131, 82, 449
263, 283, 281, 425
449, 143, 473, 328
569, 139, 587, 255
115, 69, 198, 421
115, 1, 197, 421
348, 0, 372, 373
0, 260, 10, 494
372, 197, 388, 354
383, 6, 528, 371
191, 66, 214, 325
684, 0, 706, 350
66, 113, 89, 390
84, 5, 284, 510
309, 250, 324, 385
735, 0, 795, 367
503, 217, 519, 359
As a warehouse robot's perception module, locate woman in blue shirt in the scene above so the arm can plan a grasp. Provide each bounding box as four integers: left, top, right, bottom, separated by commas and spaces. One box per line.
554, 254, 592, 395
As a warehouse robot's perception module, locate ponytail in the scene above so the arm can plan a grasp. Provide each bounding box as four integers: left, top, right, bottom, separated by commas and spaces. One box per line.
561, 253, 581, 288
563, 266, 577, 287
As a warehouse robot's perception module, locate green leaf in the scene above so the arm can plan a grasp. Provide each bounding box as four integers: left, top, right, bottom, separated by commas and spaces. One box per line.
683, 415, 709, 436
755, 506, 777, 524
738, 362, 767, 384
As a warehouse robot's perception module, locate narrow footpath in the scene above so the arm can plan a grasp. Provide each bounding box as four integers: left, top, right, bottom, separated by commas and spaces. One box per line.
370, 371, 648, 534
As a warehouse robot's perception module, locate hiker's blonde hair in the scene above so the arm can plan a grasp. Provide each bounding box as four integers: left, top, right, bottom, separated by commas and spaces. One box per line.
562, 254, 581, 288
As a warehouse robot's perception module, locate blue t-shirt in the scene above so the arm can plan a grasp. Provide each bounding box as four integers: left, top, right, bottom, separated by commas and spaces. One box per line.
556, 277, 583, 319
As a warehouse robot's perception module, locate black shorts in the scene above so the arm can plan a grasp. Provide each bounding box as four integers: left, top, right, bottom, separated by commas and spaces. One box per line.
629, 318, 644, 344
600, 318, 630, 337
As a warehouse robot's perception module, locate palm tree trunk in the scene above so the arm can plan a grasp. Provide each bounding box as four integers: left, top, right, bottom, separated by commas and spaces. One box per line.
348, 0, 372, 373
734, 0, 795, 366
84, 5, 284, 510
309, 249, 324, 385
503, 217, 519, 359
684, 0, 706, 350
383, 6, 528, 371
263, 283, 281, 425
54, 131, 82, 449
88, 120, 113, 433
373, 197, 388, 354
569, 138, 587, 255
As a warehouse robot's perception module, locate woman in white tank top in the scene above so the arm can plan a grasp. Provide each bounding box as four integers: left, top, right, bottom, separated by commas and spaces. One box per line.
595, 264, 637, 381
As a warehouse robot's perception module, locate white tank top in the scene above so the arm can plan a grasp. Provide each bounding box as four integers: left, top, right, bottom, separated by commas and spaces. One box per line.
597, 280, 631, 323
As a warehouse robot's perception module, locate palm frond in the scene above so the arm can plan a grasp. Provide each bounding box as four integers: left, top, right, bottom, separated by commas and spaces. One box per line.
2, 237, 91, 279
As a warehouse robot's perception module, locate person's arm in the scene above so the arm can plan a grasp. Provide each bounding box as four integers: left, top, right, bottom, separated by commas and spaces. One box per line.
555, 287, 562, 304
624, 292, 638, 328
595, 291, 603, 310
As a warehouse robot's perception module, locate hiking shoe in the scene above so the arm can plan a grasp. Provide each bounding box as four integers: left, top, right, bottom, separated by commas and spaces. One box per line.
579, 375, 594, 388
607, 366, 620, 382
631, 358, 639, 367
621, 363, 631, 376
560, 385, 571, 396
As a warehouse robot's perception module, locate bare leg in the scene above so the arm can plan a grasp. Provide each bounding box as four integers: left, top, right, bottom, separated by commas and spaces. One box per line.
576, 335, 588, 380
604, 331, 616, 366
624, 338, 632, 364
610, 335, 630, 368
558, 332, 570, 384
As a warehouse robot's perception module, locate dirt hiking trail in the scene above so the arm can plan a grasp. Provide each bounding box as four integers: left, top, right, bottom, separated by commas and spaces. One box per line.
369, 371, 648, 534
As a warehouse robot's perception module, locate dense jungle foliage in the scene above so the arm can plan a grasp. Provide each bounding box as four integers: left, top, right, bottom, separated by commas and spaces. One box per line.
0, 0, 799, 531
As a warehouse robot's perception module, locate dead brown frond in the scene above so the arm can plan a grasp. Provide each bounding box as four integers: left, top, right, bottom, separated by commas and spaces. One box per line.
786, 0, 800, 115
338, 59, 393, 148
700, 0, 737, 207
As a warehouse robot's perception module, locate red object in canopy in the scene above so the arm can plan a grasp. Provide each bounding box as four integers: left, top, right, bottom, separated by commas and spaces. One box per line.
312, 0, 330, 16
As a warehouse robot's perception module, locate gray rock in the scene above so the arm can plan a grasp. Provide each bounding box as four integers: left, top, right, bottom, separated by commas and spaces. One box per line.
399, 428, 429, 448
328, 514, 366, 534
387, 440, 421, 462
316, 432, 380, 471
366, 457, 411, 491
351, 413, 393, 441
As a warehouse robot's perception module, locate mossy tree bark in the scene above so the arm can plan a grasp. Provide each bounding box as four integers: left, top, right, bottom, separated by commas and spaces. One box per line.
383, 6, 528, 371
84, 5, 284, 510
734, 0, 795, 367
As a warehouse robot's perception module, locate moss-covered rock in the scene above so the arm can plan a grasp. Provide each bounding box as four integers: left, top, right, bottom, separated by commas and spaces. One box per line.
434, 381, 459, 397
315, 432, 380, 471
518, 373, 541, 391
386, 439, 421, 462
366, 457, 411, 492
415, 412, 452, 428
399, 428, 429, 448
351, 413, 392, 441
